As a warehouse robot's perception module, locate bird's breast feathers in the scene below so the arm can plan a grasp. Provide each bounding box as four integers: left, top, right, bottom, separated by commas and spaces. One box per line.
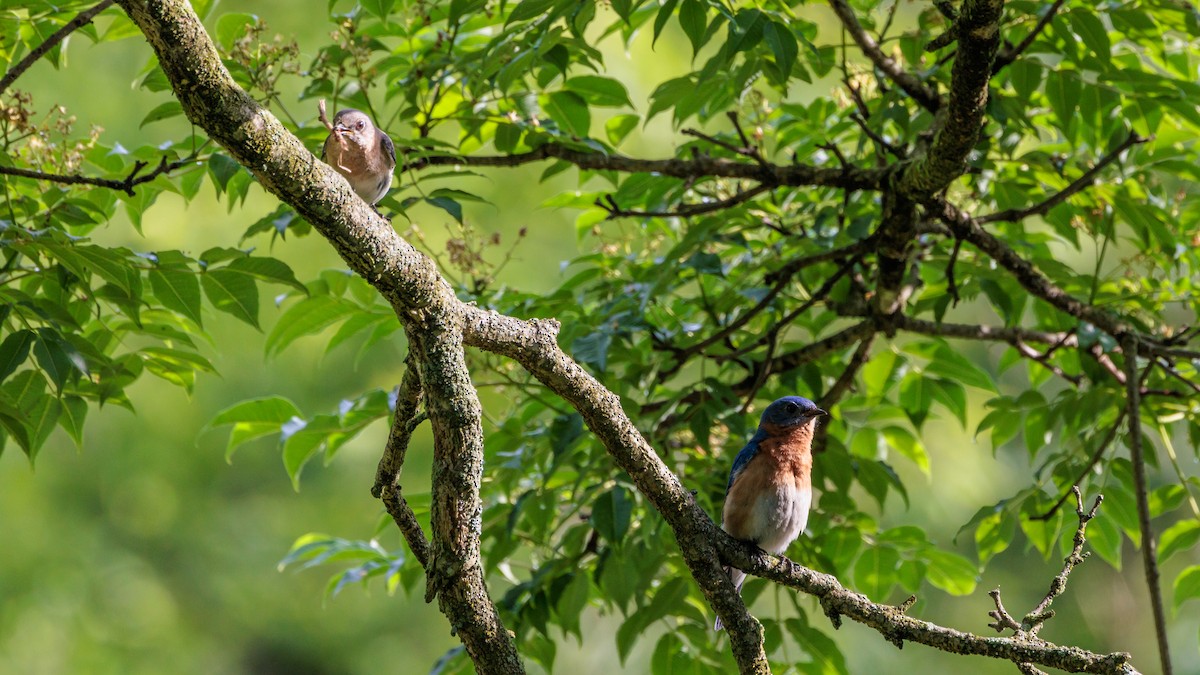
722, 455, 812, 553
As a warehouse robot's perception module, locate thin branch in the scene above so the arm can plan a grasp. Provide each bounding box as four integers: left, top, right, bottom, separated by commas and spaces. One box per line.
979, 133, 1151, 223
398, 140, 886, 192
993, 0, 1069, 72
932, 199, 1131, 337
0, 0, 116, 93
850, 113, 906, 159
0, 154, 202, 196
1033, 410, 1127, 520
814, 334, 876, 453
827, 0, 941, 112
596, 182, 772, 219
1122, 334, 1173, 675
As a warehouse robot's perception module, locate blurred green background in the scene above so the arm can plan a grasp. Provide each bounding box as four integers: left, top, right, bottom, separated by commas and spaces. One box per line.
1, 1, 1196, 673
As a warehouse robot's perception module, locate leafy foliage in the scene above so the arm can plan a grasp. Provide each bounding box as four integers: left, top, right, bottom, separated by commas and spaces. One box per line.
3, 0, 1200, 672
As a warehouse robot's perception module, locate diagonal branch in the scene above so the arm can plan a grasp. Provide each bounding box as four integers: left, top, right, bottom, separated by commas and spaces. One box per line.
993, 0, 1068, 72
0, 0, 116, 93
979, 133, 1150, 223
827, 0, 941, 112
596, 182, 772, 219
374, 362, 432, 568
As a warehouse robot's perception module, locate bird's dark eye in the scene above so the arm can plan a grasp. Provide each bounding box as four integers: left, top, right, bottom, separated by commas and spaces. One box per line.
355, 121, 365, 130
782, 402, 798, 413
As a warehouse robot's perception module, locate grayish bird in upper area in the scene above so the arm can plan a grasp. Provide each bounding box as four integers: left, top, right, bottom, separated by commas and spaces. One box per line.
321, 108, 395, 206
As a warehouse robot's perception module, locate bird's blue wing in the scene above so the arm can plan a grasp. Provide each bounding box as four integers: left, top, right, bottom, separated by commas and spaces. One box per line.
726, 432, 766, 494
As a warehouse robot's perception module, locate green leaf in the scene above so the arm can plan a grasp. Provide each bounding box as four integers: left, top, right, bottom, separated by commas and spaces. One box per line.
763, 20, 798, 81
208, 396, 303, 460
923, 548, 978, 595
58, 395, 87, 448
0, 329, 35, 384
139, 101, 183, 128
202, 268, 259, 328
677, 0, 707, 56
215, 12, 257, 50
1086, 510, 1122, 569
425, 196, 464, 224
853, 545, 899, 601
1068, 11, 1110, 62
149, 267, 203, 326
592, 486, 632, 544
32, 329, 88, 392
281, 414, 342, 490
265, 296, 358, 358
924, 343, 998, 392
973, 507, 1016, 565
508, 0, 556, 24
571, 330, 611, 371
360, 0, 395, 21
208, 154, 242, 195
225, 256, 307, 294
1159, 520, 1200, 565
543, 91, 591, 137
882, 426, 929, 475
605, 114, 640, 146
652, 0, 679, 46
1173, 565, 1200, 614
565, 76, 633, 108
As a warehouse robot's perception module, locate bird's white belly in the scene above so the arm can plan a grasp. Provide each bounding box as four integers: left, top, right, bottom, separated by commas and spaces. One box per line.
749, 485, 811, 553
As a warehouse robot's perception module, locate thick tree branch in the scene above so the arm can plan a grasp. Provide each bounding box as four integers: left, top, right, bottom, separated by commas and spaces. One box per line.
0, 0, 116, 93
896, 0, 1003, 196
461, 311, 773, 673
1122, 334, 1172, 675
113, 2, 524, 671
827, 0, 941, 113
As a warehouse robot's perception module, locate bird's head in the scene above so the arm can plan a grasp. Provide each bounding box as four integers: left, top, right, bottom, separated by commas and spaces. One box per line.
331, 109, 375, 146
760, 396, 827, 429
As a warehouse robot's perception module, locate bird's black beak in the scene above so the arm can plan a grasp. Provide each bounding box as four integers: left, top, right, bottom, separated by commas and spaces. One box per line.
333, 123, 349, 134
814, 408, 828, 417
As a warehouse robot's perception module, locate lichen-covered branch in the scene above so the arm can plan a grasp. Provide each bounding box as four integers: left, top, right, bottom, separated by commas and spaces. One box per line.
374, 362, 431, 568
113, 2, 523, 672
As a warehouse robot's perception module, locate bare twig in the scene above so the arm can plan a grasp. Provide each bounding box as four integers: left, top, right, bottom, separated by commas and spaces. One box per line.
1024, 488, 1102, 636
0, 154, 202, 196
0, 0, 116, 93
1122, 334, 1173, 675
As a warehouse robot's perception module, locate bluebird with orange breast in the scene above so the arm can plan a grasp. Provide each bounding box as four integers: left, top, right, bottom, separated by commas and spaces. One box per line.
714, 395, 826, 630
